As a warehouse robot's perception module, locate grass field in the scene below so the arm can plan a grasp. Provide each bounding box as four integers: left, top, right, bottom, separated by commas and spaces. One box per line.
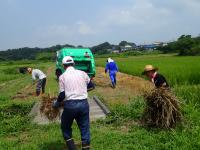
0, 54, 200, 149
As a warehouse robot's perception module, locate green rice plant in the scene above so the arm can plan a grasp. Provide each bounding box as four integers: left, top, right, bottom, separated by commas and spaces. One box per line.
110, 96, 145, 120
175, 85, 200, 106
96, 55, 200, 86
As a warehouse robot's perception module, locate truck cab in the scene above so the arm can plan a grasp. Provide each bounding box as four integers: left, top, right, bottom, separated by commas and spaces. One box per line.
56, 48, 96, 79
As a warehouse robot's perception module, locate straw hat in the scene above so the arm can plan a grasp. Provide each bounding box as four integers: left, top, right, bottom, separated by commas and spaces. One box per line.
27, 67, 32, 73
142, 65, 158, 75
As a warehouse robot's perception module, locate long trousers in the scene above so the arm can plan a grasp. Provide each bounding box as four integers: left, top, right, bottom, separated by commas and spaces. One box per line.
61, 99, 90, 145
36, 78, 46, 95
109, 71, 117, 85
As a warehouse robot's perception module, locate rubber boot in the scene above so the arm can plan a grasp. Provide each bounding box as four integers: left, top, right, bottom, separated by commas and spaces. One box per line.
66, 139, 77, 150
111, 82, 116, 88
36, 90, 40, 96
82, 143, 90, 150
114, 79, 117, 86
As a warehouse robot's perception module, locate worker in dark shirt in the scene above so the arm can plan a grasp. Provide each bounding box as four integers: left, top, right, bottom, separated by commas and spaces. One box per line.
142, 65, 169, 88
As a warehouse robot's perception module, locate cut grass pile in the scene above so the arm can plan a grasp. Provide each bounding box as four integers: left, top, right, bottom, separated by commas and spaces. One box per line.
40, 95, 61, 121
142, 88, 182, 128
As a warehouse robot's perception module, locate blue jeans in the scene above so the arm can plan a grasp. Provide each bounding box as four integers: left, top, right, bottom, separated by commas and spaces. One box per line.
61, 99, 90, 145
109, 71, 117, 85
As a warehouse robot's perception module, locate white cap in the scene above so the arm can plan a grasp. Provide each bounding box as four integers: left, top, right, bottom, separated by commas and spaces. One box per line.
108, 58, 114, 63
62, 56, 74, 65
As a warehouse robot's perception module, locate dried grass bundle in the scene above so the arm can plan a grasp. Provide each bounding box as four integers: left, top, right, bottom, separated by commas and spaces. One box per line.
142, 88, 182, 128
40, 95, 61, 121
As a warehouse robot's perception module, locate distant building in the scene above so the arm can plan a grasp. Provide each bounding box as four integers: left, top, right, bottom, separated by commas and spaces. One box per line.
106, 49, 113, 52
112, 50, 120, 54
138, 41, 168, 50
120, 44, 136, 52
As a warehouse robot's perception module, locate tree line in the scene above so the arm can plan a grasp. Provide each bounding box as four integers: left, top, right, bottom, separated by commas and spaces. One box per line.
0, 44, 75, 61
0, 35, 199, 61
158, 35, 200, 56
0, 41, 136, 61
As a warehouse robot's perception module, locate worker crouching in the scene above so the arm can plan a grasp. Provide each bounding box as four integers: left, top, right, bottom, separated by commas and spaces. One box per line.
52, 56, 94, 150
27, 68, 47, 96
142, 65, 169, 88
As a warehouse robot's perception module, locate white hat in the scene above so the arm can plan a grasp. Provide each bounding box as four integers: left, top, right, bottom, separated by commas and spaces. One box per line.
108, 58, 114, 63
62, 56, 74, 65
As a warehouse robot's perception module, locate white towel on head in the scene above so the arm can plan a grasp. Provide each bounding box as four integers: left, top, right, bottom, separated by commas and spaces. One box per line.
108, 58, 114, 63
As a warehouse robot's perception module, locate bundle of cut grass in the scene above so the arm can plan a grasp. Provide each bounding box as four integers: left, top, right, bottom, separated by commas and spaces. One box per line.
142, 88, 182, 128
40, 95, 61, 121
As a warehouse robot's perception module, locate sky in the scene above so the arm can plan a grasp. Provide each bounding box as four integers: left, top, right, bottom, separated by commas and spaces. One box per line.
0, 0, 200, 50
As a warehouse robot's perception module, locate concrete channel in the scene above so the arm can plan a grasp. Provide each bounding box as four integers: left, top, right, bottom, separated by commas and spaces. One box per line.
30, 96, 110, 124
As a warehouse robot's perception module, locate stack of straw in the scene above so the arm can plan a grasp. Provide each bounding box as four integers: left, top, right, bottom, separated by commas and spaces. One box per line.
40, 95, 61, 121
142, 88, 182, 128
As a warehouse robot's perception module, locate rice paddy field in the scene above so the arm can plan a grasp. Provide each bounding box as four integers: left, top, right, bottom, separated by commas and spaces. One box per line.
0, 54, 200, 149
95, 54, 200, 86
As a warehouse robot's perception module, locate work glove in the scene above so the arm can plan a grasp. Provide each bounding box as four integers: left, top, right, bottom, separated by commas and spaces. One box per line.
87, 80, 95, 91
52, 100, 61, 109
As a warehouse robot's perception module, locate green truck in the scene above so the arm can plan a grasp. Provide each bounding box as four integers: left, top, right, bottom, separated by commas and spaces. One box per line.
55, 48, 96, 79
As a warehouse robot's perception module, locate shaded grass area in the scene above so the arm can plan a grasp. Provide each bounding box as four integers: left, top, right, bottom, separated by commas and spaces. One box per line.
0, 59, 200, 149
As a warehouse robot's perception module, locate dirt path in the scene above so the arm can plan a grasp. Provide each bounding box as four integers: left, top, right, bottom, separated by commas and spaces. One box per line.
13, 66, 153, 105
46, 66, 54, 76
93, 67, 153, 105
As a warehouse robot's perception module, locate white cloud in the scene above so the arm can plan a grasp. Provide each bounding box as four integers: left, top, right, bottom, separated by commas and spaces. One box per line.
76, 21, 95, 35
102, 0, 172, 27
22, 0, 200, 47
89, 0, 200, 44
45, 25, 72, 37
1, 0, 200, 49
33, 22, 97, 47
36, 22, 95, 39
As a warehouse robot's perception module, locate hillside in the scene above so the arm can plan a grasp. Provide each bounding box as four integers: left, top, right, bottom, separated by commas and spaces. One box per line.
0, 41, 137, 61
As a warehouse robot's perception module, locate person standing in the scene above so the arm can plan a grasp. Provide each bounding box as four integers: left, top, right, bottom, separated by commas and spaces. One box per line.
105, 58, 119, 88
52, 56, 94, 150
27, 68, 47, 96
142, 65, 169, 88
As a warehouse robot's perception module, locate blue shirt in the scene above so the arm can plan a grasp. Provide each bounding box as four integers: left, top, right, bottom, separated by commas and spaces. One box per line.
105, 62, 119, 73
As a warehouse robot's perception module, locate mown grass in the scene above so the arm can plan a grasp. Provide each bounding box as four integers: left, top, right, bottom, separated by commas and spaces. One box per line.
1, 55, 200, 149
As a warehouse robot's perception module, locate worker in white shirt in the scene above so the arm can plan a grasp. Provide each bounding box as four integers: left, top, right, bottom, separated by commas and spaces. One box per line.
27, 68, 47, 96
52, 56, 94, 150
